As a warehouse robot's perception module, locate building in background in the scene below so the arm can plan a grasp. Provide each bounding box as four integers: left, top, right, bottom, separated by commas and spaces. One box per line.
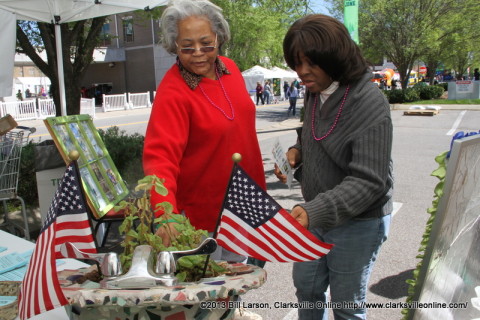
13, 12, 175, 103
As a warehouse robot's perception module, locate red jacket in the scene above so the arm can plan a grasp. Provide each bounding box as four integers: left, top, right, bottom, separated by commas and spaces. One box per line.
143, 56, 266, 232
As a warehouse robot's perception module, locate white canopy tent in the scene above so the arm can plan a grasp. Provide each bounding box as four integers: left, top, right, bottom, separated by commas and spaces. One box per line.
271, 67, 298, 80
242, 65, 276, 93
0, 9, 16, 98
15, 77, 52, 96
0, 0, 168, 115
242, 65, 298, 98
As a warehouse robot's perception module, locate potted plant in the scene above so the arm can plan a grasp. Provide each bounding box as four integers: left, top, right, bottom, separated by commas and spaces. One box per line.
116, 174, 227, 281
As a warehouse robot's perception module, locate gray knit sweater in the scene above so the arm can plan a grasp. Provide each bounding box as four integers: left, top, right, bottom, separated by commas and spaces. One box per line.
293, 72, 393, 231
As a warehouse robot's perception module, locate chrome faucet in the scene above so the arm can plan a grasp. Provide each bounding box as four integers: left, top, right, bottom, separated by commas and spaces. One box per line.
59, 238, 217, 289
59, 242, 123, 277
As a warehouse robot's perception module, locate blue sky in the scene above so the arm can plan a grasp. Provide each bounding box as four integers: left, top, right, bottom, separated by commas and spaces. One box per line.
310, 0, 330, 14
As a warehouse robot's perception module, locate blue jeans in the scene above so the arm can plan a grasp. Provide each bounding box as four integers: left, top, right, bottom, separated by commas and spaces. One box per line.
293, 215, 391, 320
288, 97, 297, 115
263, 91, 271, 104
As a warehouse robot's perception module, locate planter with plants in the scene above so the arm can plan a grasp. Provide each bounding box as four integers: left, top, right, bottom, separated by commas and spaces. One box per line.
57, 175, 267, 320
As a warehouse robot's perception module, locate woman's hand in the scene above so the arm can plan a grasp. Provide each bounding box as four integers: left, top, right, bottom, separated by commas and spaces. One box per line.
155, 221, 180, 247
273, 148, 301, 183
290, 206, 309, 228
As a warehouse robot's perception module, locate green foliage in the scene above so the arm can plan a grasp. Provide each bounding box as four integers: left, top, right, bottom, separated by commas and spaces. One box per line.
383, 85, 444, 103
325, 0, 480, 90
212, 0, 309, 70
98, 126, 145, 189
383, 89, 406, 104
117, 175, 226, 282
402, 88, 421, 102
401, 151, 448, 319
416, 85, 444, 100
438, 82, 448, 92
382, 88, 419, 103
18, 142, 39, 208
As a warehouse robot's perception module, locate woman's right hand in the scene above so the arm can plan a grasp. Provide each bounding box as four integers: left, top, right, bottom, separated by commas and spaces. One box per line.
274, 148, 301, 183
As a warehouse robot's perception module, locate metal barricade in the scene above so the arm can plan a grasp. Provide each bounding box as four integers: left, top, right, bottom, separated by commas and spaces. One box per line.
0, 125, 36, 240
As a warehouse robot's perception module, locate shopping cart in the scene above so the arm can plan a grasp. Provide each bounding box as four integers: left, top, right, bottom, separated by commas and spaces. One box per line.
0, 125, 36, 240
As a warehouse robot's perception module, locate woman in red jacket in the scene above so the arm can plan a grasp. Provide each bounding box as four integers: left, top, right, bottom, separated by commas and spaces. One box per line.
143, 0, 266, 262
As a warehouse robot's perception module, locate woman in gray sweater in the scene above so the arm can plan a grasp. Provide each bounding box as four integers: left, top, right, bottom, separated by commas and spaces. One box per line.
275, 14, 393, 320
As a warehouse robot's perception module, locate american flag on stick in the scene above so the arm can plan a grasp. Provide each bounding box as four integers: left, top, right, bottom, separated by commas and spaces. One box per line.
216, 165, 333, 262
18, 162, 97, 319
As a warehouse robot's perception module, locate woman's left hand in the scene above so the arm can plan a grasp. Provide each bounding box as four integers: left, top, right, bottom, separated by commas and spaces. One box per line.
290, 206, 309, 228
155, 221, 180, 247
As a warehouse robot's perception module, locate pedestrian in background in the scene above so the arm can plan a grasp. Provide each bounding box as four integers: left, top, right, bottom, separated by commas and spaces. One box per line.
263, 80, 272, 104
276, 14, 393, 319
283, 80, 289, 101
287, 82, 299, 116
16, 90, 23, 101
256, 81, 264, 105
143, 0, 266, 265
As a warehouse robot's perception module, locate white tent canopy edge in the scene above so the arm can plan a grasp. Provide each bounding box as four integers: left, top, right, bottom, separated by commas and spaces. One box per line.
242, 65, 298, 98
0, 0, 169, 115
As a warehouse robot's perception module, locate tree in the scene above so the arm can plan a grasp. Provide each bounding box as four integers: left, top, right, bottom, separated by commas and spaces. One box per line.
359, 0, 463, 89
17, 18, 107, 115
326, 0, 480, 89
212, 0, 310, 71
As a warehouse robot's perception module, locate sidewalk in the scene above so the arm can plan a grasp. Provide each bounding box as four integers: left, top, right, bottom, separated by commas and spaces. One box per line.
257, 118, 302, 133
391, 103, 480, 110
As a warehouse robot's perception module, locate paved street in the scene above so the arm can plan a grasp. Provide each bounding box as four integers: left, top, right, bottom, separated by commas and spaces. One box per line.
245, 103, 480, 320
15, 101, 480, 320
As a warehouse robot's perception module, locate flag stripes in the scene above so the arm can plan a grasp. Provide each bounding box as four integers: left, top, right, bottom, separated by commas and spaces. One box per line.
216, 165, 332, 262
18, 162, 97, 319
18, 225, 68, 319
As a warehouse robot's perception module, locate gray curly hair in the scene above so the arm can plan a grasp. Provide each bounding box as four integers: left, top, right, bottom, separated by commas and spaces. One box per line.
160, 0, 230, 54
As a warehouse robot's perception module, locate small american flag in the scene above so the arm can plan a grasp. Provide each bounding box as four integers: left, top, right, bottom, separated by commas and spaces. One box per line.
217, 166, 333, 262
18, 162, 97, 319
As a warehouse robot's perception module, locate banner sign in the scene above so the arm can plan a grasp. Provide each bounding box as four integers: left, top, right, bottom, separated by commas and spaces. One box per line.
344, 0, 359, 44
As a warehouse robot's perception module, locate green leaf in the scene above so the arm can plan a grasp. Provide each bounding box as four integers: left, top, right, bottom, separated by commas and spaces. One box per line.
177, 257, 194, 268
434, 181, 444, 198
434, 151, 448, 165
210, 260, 227, 273
137, 175, 154, 185
176, 271, 187, 282
431, 165, 446, 179
154, 181, 168, 196
126, 229, 139, 238
155, 201, 173, 214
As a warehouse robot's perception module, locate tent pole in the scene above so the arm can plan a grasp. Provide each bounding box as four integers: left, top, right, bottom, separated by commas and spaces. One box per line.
55, 23, 67, 116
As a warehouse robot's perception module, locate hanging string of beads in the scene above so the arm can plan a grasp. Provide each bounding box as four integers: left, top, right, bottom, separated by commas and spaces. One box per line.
198, 68, 235, 120
311, 85, 350, 141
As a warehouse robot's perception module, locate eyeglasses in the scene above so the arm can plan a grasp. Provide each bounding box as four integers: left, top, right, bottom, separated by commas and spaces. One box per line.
175, 34, 217, 54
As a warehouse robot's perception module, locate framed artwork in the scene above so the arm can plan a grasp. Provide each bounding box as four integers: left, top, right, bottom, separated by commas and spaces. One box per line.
44, 114, 129, 219
412, 135, 480, 319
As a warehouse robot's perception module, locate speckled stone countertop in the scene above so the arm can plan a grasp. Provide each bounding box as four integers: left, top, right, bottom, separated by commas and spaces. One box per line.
59, 263, 267, 320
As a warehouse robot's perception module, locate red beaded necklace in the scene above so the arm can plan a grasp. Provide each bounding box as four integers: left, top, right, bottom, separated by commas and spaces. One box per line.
311, 85, 350, 141
198, 68, 235, 120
